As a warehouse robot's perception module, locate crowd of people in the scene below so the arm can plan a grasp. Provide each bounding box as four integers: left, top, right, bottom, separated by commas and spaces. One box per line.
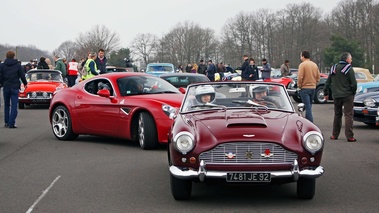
0, 48, 359, 141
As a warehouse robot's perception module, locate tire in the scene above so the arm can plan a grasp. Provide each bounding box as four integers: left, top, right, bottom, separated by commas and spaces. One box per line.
292, 95, 302, 103
170, 173, 192, 200
138, 112, 158, 150
314, 86, 327, 104
19, 102, 25, 109
297, 178, 316, 199
51, 105, 78, 140
364, 122, 377, 126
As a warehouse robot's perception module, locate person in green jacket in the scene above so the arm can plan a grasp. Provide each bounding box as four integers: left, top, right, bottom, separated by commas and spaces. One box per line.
323, 52, 358, 142
54, 55, 67, 78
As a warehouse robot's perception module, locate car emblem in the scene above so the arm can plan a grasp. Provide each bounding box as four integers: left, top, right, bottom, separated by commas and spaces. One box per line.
261, 149, 274, 158
225, 152, 236, 159
243, 134, 255, 137
245, 151, 253, 159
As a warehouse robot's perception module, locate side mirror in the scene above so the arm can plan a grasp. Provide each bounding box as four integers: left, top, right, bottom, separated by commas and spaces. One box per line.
178, 87, 186, 94
97, 89, 110, 98
297, 103, 305, 116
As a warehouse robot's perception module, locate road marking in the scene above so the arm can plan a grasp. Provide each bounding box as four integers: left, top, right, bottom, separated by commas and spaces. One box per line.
26, 175, 61, 213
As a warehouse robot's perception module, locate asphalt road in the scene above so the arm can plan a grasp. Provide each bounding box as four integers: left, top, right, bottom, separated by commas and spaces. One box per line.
0, 99, 378, 213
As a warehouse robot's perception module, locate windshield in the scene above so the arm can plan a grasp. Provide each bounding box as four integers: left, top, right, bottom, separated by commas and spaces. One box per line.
146, 65, 174, 72
117, 75, 181, 96
180, 82, 294, 113
26, 71, 63, 82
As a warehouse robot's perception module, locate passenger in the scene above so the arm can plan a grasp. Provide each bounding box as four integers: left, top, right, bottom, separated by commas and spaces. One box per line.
195, 85, 216, 104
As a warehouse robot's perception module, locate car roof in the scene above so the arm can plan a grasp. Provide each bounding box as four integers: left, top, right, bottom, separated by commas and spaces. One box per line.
160, 73, 208, 78
147, 63, 174, 66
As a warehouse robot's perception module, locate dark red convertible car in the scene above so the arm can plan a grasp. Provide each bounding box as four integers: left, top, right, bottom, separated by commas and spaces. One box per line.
168, 82, 324, 200
49, 72, 184, 149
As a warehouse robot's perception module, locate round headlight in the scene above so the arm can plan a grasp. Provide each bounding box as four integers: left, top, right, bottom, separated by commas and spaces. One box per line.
173, 132, 195, 154
363, 98, 376, 107
303, 131, 323, 155
31, 92, 37, 98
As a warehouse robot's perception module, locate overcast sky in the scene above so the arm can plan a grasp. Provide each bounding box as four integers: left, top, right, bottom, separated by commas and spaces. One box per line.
1, 0, 341, 53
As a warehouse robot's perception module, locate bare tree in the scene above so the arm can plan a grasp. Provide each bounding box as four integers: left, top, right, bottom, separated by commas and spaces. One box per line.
130, 33, 158, 65
75, 25, 120, 59
53, 40, 77, 60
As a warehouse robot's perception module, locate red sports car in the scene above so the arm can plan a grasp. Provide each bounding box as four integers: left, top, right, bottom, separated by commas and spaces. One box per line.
49, 72, 184, 149
168, 82, 324, 200
19, 69, 67, 109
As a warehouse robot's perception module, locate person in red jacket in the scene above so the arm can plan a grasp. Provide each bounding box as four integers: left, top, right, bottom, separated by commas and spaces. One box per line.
67, 59, 79, 87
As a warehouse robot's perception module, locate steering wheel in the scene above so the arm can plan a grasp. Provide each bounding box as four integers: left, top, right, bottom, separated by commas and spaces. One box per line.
257, 100, 278, 108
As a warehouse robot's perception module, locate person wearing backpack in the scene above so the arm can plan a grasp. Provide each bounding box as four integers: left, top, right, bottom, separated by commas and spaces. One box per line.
82, 52, 99, 80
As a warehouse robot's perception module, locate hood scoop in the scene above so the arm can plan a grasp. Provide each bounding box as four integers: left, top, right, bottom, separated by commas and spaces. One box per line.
226, 113, 267, 127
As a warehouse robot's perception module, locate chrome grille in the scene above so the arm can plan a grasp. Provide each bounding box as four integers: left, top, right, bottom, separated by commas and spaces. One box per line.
199, 142, 298, 165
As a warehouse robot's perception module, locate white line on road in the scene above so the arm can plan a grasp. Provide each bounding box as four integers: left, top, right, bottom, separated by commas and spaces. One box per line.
26, 175, 61, 213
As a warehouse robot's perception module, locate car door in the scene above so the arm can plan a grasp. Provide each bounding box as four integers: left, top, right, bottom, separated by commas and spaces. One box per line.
74, 79, 120, 136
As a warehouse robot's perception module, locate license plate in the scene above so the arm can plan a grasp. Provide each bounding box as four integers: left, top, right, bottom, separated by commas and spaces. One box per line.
226, 172, 271, 182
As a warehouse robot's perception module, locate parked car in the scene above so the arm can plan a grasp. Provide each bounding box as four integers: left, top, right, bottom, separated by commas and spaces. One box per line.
356, 80, 379, 94
145, 63, 175, 77
353, 91, 379, 126
105, 66, 133, 73
19, 69, 67, 109
264, 69, 293, 88
168, 82, 325, 200
160, 73, 209, 88
49, 72, 184, 150
287, 73, 332, 104
353, 67, 374, 83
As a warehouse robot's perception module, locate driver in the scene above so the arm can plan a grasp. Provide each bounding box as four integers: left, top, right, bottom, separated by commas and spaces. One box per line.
249, 85, 279, 107
195, 85, 216, 104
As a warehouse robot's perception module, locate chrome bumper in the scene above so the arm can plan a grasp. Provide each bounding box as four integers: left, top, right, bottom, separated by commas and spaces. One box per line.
287, 89, 297, 96
169, 160, 324, 182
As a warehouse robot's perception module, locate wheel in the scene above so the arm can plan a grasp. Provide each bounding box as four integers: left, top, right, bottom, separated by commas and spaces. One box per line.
292, 95, 302, 103
170, 173, 192, 200
51, 105, 78, 140
19, 102, 25, 109
138, 112, 158, 150
314, 86, 327, 104
297, 178, 316, 199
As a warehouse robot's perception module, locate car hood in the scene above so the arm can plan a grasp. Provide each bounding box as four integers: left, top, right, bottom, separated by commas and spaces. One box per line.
181, 109, 306, 151
357, 81, 379, 87
354, 91, 379, 101
24, 82, 64, 92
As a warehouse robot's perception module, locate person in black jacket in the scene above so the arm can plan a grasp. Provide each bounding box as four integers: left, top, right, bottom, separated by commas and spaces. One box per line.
0, 51, 28, 128
240, 55, 249, 81
95, 49, 107, 74
323, 52, 357, 142
246, 58, 259, 81
37, 57, 50, 69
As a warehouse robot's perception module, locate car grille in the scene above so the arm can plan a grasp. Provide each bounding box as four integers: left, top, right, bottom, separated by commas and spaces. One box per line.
354, 102, 365, 107
27, 92, 53, 99
199, 142, 298, 165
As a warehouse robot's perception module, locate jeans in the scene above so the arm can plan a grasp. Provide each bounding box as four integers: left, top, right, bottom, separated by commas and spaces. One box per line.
3, 87, 19, 126
332, 95, 355, 139
299, 88, 315, 122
